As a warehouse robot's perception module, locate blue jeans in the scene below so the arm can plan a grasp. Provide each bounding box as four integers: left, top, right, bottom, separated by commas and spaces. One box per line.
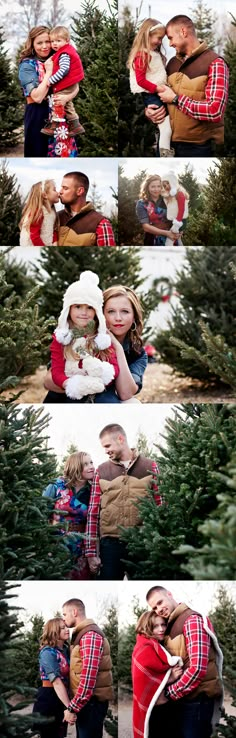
178, 694, 214, 738
173, 140, 213, 157
99, 537, 128, 580
143, 92, 165, 157
76, 697, 108, 738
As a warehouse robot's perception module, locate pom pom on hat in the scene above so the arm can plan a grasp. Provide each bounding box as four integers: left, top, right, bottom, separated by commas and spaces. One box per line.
164, 171, 178, 196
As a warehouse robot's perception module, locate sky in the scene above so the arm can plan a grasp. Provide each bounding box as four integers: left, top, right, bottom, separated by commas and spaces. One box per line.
6, 580, 236, 627
119, 0, 235, 21
21, 402, 177, 466
120, 157, 218, 185
2, 158, 118, 218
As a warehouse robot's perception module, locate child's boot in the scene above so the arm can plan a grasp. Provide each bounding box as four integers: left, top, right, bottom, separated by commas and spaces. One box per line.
41, 119, 59, 136
68, 117, 85, 135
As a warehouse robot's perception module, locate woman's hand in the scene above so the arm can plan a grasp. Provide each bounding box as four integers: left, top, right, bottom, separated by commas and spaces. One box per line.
64, 708, 77, 724
106, 328, 123, 352
168, 664, 183, 683
166, 230, 179, 241
145, 104, 166, 124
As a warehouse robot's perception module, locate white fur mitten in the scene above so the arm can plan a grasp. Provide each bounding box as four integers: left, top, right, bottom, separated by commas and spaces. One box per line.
82, 355, 104, 377
101, 361, 115, 385
65, 374, 105, 399
171, 218, 183, 234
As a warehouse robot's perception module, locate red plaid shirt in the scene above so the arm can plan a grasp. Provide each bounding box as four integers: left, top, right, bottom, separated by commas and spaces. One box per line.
96, 218, 116, 246
166, 614, 213, 700
177, 58, 229, 122
69, 631, 104, 712
85, 458, 161, 558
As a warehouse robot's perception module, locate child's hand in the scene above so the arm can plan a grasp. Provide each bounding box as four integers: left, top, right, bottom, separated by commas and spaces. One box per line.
44, 58, 53, 75
156, 85, 177, 103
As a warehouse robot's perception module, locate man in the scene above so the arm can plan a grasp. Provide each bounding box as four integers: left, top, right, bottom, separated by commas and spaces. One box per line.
85, 423, 161, 579
62, 598, 113, 737
146, 585, 223, 738
58, 171, 116, 246
146, 14, 229, 157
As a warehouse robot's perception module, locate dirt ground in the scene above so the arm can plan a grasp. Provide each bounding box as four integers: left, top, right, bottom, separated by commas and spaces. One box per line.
118, 691, 236, 738
2, 127, 24, 157
13, 697, 112, 737
3, 362, 235, 405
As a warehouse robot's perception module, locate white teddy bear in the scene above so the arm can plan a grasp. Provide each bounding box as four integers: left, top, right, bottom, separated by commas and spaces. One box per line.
65, 353, 115, 400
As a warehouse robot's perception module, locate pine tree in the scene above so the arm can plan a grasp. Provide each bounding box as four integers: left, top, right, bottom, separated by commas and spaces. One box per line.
121, 404, 236, 580
172, 321, 236, 390
176, 451, 236, 579
118, 598, 145, 687
10, 614, 45, 689
0, 580, 39, 736
185, 159, 236, 246
155, 246, 236, 382
190, 0, 217, 46
103, 604, 118, 702
0, 29, 23, 151
0, 252, 53, 387
0, 404, 72, 579
118, 166, 148, 245
71, 0, 118, 156
0, 161, 23, 245
136, 429, 153, 457
224, 15, 236, 157
118, 6, 156, 156
178, 163, 203, 213
58, 443, 78, 475
210, 587, 236, 737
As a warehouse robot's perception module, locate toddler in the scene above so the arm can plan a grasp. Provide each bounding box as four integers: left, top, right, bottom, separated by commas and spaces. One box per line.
41, 25, 85, 137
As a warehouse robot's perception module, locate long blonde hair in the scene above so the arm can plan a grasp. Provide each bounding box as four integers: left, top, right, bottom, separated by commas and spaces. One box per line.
19, 26, 50, 62
40, 618, 64, 648
19, 180, 57, 230
139, 174, 162, 201
63, 451, 91, 487
103, 285, 143, 353
127, 18, 166, 71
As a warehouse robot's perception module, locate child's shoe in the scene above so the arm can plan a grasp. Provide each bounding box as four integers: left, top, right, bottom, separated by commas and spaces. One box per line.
41, 119, 59, 136
160, 147, 175, 157
68, 118, 85, 135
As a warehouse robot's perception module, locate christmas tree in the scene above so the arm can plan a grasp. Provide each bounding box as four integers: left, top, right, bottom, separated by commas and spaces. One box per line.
155, 246, 236, 382
0, 161, 23, 245
121, 404, 236, 580
185, 159, 236, 245
0, 581, 39, 736
103, 604, 118, 737
178, 163, 203, 213
224, 15, 236, 157
0, 28, 23, 151
0, 404, 72, 579
210, 587, 236, 737
118, 598, 145, 688
190, 0, 217, 46
118, 166, 148, 245
118, 6, 156, 156
176, 451, 236, 579
71, 0, 118, 156
0, 252, 53, 387
9, 614, 45, 690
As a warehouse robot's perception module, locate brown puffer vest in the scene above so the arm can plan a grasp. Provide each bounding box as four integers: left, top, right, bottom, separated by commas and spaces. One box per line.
58, 203, 104, 246
70, 618, 114, 701
166, 42, 226, 144
165, 604, 223, 700
98, 454, 154, 537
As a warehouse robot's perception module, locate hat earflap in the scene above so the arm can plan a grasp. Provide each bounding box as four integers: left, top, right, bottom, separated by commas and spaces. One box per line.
54, 327, 73, 345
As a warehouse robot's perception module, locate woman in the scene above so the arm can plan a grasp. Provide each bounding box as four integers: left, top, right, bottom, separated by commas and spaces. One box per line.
43, 284, 148, 403
32, 617, 74, 737
43, 451, 95, 579
132, 610, 183, 738
136, 174, 177, 245
18, 26, 78, 157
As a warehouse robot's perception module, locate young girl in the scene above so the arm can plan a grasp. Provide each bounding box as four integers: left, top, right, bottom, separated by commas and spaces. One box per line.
19, 179, 59, 246
161, 172, 189, 246
136, 174, 175, 245
51, 270, 119, 402
127, 18, 172, 156
132, 610, 183, 738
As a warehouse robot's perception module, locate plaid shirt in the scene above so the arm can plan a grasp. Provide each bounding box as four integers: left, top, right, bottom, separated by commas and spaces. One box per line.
85, 458, 161, 558
166, 614, 212, 700
96, 218, 116, 246
177, 58, 229, 122
69, 631, 104, 712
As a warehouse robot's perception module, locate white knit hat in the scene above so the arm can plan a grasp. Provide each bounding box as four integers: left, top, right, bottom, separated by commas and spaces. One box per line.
163, 171, 178, 196
55, 271, 111, 349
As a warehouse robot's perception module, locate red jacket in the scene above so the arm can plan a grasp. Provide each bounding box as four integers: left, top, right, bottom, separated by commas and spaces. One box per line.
52, 43, 84, 92
50, 333, 119, 389
132, 635, 179, 738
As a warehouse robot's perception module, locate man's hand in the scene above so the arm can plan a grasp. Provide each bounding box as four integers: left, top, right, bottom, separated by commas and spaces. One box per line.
156, 85, 176, 103
145, 104, 166, 124
87, 556, 101, 574
64, 709, 77, 724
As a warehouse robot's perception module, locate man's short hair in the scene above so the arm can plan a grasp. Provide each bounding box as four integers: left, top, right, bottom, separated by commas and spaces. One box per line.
166, 15, 195, 33
62, 598, 85, 612
99, 423, 127, 440
63, 172, 90, 195
146, 585, 167, 601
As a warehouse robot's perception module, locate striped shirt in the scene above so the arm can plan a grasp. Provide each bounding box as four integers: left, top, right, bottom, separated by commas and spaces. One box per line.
49, 53, 70, 85
167, 614, 212, 700
177, 58, 229, 122
69, 631, 104, 712
85, 459, 161, 558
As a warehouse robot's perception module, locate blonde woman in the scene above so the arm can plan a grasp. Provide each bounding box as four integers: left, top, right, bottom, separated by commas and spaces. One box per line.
19, 179, 59, 246
43, 451, 95, 579
32, 617, 75, 737
136, 174, 176, 245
